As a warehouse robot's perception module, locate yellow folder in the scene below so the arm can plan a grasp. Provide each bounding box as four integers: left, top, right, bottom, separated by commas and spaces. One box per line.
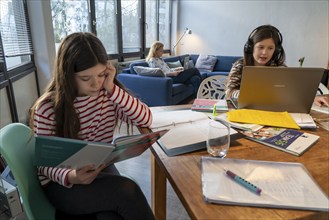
227, 109, 300, 129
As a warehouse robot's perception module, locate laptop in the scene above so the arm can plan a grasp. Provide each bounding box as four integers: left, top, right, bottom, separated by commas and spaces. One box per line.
236, 66, 324, 113
183, 56, 190, 70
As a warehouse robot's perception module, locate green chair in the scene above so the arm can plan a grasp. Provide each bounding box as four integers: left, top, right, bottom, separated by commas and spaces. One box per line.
0, 123, 56, 220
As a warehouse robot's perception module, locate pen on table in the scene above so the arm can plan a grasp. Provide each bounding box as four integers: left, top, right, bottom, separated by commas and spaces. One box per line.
224, 168, 262, 195
213, 104, 217, 117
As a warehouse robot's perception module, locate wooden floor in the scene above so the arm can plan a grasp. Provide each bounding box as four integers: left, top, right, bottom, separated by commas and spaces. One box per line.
0, 125, 190, 220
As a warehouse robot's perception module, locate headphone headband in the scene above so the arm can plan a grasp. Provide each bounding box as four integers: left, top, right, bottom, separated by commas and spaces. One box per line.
244, 25, 283, 54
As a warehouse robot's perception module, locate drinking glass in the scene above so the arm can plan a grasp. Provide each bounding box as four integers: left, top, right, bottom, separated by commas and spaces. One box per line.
207, 120, 230, 158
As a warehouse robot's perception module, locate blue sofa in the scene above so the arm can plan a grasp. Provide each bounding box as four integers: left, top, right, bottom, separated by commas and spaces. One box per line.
117, 54, 241, 107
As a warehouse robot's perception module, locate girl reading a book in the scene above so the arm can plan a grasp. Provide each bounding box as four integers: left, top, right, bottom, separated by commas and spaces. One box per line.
225, 25, 287, 99
29, 32, 155, 219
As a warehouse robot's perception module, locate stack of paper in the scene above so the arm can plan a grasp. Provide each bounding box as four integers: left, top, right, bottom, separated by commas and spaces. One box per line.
289, 113, 317, 129
215, 113, 263, 132
227, 109, 300, 129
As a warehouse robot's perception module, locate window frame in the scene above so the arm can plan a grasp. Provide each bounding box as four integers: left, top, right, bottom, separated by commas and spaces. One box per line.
50, 0, 172, 62
0, 0, 39, 122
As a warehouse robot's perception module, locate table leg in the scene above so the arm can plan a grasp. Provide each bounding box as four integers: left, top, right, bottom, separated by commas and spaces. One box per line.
151, 153, 166, 220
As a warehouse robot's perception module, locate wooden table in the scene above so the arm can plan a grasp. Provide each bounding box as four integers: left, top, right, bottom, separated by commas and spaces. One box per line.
141, 105, 329, 220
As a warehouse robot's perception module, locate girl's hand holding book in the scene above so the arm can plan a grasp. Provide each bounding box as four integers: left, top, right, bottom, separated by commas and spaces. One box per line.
67, 163, 106, 185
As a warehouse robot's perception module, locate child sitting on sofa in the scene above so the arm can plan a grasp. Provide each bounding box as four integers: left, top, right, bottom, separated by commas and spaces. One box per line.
146, 41, 202, 97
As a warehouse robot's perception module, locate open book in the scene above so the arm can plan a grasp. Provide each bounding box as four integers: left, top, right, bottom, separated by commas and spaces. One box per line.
34, 129, 168, 169
201, 157, 329, 211
150, 109, 238, 156
239, 127, 319, 156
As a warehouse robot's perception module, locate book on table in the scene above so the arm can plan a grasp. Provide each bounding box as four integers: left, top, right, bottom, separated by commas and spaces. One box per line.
34, 129, 168, 169
150, 109, 239, 156
201, 157, 329, 211
238, 127, 319, 156
191, 98, 228, 113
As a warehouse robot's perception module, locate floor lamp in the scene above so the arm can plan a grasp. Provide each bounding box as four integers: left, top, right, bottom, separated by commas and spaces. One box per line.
172, 27, 192, 55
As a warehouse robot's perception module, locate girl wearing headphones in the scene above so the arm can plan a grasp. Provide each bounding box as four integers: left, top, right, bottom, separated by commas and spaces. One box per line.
225, 24, 286, 99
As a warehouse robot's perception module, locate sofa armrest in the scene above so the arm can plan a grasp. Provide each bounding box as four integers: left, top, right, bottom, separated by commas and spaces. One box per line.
117, 73, 173, 106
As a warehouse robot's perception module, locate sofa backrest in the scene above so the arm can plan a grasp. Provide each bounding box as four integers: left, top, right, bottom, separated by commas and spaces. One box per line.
128, 54, 242, 75
214, 55, 242, 72
189, 54, 242, 72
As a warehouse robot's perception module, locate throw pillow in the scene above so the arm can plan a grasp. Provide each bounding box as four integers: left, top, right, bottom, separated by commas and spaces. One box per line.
133, 66, 165, 77
166, 60, 183, 69
195, 55, 218, 72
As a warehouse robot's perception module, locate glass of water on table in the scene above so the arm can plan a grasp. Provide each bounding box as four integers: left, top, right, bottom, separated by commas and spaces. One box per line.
207, 120, 230, 158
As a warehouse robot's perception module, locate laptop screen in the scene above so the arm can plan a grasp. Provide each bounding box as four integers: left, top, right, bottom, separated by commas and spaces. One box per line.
183, 56, 190, 70
237, 66, 324, 113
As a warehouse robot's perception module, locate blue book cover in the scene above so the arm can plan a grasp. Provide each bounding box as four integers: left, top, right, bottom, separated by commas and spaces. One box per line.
34, 129, 168, 169
240, 127, 319, 156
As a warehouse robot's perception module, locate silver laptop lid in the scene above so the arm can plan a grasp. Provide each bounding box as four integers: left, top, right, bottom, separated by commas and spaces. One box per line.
183, 56, 190, 70
238, 66, 324, 113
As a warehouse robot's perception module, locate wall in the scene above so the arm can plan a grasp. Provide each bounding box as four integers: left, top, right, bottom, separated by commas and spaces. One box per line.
174, 1, 329, 68
27, 0, 56, 93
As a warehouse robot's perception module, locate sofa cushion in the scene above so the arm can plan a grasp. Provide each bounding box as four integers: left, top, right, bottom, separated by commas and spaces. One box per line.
195, 55, 218, 72
166, 60, 182, 69
133, 66, 165, 77
172, 83, 190, 96
129, 61, 149, 74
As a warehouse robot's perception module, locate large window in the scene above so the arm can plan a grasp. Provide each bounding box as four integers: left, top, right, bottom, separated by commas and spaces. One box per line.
0, 0, 37, 124
50, 0, 172, 60
0, 0, 33, 70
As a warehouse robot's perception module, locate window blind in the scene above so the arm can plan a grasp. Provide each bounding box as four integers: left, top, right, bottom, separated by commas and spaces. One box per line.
0, 0, 33, 58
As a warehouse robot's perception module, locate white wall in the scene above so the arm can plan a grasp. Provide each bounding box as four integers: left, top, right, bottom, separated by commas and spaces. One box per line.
175, 1, 329, 68
27, 0, 55, 92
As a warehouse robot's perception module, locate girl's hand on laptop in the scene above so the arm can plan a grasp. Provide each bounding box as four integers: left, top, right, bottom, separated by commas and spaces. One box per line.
314, 95, 329, 107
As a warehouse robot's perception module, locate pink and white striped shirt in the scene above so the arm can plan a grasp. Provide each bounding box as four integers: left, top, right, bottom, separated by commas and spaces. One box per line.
34, 85, 152, 187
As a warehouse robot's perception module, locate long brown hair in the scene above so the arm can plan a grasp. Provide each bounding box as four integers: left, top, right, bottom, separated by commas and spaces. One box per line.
30, 32, 127, 138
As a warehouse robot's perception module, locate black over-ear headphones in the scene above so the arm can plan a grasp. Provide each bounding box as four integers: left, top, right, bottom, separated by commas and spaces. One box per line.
244, 25, 283, 54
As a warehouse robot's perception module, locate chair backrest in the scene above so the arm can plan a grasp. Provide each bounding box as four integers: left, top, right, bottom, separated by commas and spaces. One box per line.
197, 75, 227, 99
0, 123, 55, 220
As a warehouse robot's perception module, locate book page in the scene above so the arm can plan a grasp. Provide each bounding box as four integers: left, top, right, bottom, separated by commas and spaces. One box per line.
59, 144, 115, 169
201, 157, 329, 211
